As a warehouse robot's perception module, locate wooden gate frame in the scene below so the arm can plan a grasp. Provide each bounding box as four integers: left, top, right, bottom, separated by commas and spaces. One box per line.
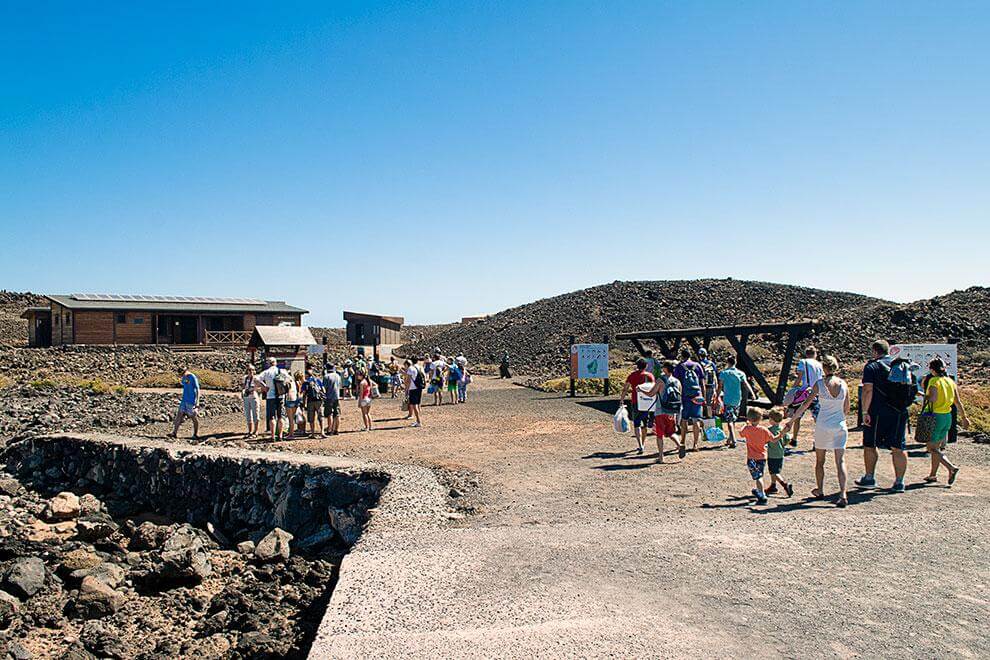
615, 319, 820, 406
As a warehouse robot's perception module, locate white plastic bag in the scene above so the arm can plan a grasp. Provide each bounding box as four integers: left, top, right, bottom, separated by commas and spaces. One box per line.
613, 405, 630, 434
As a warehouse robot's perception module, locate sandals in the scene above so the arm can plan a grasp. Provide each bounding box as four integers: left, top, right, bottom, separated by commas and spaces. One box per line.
948, 468, 960, 486
784, 483, 794, 498
811, 488, 824, 499
678, 445, 687, 459
923, 475, 938, 484
836, 497, 848, 508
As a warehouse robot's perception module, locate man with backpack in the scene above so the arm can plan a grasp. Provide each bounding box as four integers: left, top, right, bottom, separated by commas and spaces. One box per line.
259, 357, 288, 442
645, 360, 686, 462
302, 366, 325, 438
674, 348, 707, 451
856, 339, 915, 492
322, 364, 342, 436
697, 348, 718, 418
405, 356, 425, 427
789, 346, 825, 447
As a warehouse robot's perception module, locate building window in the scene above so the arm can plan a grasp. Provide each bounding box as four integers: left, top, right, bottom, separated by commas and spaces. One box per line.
55, 315, 60, 326
133, 317, 144, 324
116, 314, 126, 324
65, 313, 71, 324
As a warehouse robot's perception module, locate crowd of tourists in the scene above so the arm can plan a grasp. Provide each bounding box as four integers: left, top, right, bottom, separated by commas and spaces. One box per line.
620, 339, 970, 507
214, 350, 474, 440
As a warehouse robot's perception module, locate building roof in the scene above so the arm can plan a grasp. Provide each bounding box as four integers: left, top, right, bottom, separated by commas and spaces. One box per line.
46, 294, 307, 315
248, 325, 317, 348
343, 311, 405, 325
20, 306, 50, 319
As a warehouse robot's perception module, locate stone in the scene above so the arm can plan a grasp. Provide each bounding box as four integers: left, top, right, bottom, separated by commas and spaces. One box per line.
5, 641, 32, 660
76, 514, 119, 542
78, 494, 104, 516
236, 541, 255, 556
5, 558, 46, 599
329, 508, 363, 545
183, 634, 231, 657
0, 480, 21, 497
255, 528, 293, 562
71, 576, 125, 619
0, 589, 20, 625
155, 526, 212, 584
80, 619, 128, 658
128, 521, 164, 551
60, 549, 102, 575
44, 491, 80, 522
70, 562, 126, 590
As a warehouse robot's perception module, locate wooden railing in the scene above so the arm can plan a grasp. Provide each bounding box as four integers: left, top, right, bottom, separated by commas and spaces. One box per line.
205, 330, 252, 346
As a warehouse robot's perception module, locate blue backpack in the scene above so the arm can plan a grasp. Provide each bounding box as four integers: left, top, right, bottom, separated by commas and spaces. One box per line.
681, 364, 701, 397
880, 357, 918, 410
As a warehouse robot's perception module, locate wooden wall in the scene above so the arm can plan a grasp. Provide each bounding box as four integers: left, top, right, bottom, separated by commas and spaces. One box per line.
114, 312, 153, 344
50, 302, 73, 346
74, 311, 114, 344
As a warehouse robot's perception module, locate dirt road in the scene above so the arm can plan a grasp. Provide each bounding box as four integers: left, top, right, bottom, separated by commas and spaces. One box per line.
159, 377, 990, 658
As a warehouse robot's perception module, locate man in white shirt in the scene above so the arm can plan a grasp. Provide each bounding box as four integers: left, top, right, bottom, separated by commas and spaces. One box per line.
259, 357, 285, 441
405, 356, 424, 427
791, 346, 824, 446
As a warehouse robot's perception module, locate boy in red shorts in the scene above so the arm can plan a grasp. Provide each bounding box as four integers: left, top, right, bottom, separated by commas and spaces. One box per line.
645, 360, 686, 462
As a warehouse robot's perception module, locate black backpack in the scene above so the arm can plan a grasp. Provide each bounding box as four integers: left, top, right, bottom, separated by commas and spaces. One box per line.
879, 358, 917, 411
273, 370, 292, 397
413, 368, 426, 389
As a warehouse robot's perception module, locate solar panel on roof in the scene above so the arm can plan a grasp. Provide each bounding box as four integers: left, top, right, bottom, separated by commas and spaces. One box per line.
71, 293, 268, 305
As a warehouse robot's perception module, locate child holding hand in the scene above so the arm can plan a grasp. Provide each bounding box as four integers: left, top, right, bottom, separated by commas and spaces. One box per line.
764, 409, 794, 497
739, 407, 784, 505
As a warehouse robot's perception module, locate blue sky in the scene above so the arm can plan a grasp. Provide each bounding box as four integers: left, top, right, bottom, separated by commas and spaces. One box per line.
2, 2, 987, 326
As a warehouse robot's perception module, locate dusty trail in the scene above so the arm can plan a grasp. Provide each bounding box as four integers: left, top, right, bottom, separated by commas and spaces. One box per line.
152, 378, 990, 658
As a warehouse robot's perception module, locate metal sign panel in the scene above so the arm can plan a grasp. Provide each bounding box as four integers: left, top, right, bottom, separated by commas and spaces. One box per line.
570, 343, 609, 380
889, 343, 958, 381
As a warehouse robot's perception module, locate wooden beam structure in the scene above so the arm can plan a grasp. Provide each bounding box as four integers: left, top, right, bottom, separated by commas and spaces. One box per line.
616, 319, 820, 407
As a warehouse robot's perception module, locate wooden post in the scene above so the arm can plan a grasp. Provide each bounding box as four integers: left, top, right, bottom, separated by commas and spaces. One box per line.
603, 334, 610, 396
569, 335, 576, 398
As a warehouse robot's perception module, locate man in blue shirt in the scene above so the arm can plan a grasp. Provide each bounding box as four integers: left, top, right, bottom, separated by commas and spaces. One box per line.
716, 355, 755, 448
168, 368, 200, 441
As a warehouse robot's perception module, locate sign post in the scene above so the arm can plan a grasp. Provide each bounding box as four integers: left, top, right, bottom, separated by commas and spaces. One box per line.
569, 341, 610, 398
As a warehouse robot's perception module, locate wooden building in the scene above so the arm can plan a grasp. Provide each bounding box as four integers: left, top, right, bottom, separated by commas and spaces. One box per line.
22, 294, 307, 347
248, 325, 317, 374
343, 311, 404, 357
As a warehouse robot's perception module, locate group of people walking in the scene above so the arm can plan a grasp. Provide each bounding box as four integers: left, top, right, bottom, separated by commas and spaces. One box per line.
620, 339, 970, 507
232, 350, 472, 440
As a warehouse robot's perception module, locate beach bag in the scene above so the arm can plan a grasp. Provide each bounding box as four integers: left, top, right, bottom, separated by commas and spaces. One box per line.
613, 406, 630, 434
371, 382, 381, 399
294, 409, 305, 425
782, 386, 811, 408
636, 383, 657, 413
914, 404, 937, 444
702, 418, 716, 431
401, 397, 409, 412
704, 426, 726, 443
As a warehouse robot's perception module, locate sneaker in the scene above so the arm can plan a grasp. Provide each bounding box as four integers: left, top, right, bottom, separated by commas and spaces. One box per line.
637, 447, 644, 455
784, 483, 794, 497
890, 481, 906, 493
411, 422, 421, 428
756, 495, 768, 505
678, 444, 687, 459
855, 475, 876, 488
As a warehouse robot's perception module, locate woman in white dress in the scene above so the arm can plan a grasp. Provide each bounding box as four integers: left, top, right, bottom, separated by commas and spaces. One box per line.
787, 355, 850, 507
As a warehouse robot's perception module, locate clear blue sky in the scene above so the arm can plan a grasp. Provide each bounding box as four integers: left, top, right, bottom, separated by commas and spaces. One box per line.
2, 2, 987, 326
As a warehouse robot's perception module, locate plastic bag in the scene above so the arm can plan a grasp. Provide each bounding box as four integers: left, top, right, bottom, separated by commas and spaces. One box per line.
705, 427, 726, 443
613, 405, 631, 434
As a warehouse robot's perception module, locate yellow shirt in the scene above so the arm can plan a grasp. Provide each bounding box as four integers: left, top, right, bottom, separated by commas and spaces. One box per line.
927, 376, 956, 414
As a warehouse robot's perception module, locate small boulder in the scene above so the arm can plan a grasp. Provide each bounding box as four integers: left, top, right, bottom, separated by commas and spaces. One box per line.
59, 549, 102, 575
76, 515, 119, 543
128, 522, 164, 551
71, 576, 125, 619
5, 641, 32, 660
5, 558, 46, 599
0, 479, 22, 497
154, 526, 212, 584
236, 541, 255, 556
254, 528, 293, 562
45, 492, 81, 522
70, 562, 126, 590
0, 589, 20, 625
78, 494, 104, 517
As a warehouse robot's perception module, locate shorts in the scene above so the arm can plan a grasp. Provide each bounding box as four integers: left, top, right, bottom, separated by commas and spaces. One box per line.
747, 458, 766, 481
767, 457, 784, 475
447, 382, 458, 392
178, 402, 198, 417
266, 397, 285, 421
323, 400, 340, 418
358, 398, 372, 407
862, 408, 907, 450
408, 388, 423, 406
723, 405, 739, 423
243, 396, 259, 424
286, 399, 300, 410
306, 399, 322, 416
930, 412, 953, 444
655, 413, 677, 438
633, 409, 654, 428
681, 401, 703, 422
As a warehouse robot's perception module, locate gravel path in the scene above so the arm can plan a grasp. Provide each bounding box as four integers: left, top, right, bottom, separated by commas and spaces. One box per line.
151, 378, 990, 658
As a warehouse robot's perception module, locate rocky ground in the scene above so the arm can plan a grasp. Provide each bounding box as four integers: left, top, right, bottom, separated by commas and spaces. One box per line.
0, 292, 45, 348
0, 478, 335, 659
0, 386, 241, 439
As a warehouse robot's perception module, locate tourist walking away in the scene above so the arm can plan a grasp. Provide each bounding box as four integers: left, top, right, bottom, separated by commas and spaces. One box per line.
356, 371, 373, 431
260, 358, 287, 441
789, 355, 849, 507
429, 353, 447, 406
739, 408, 776, 505
856, 339, 911, 492
765, 409, 794, 496
500, 351, 511, 379
388, 357, 402, 398
922, 357, 970, 486
788, 346, 824, 447
643, 349, 660, 378
645, 360, 686, 462
456, 356, 470, 403
447, 359, 462, 404
302, 366, 325, 437
168, 368, 200, 441
716, 355, 754, 449
341, 361, 353, 399
405, 357, 425, 427
621, 358, 656, 454
322, 364, 342, 436
697, 348, 718, 418
674, 348, 706, 451
241, 364, 263, 438
285, 372, 302, 438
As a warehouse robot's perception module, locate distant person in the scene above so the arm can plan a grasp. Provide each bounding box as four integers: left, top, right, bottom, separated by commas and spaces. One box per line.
405, 357, 425, 427
302, 366, 325, 438
322, 364, 342, 436
456, 356, 470, 403
240, 363, 263, 439
259, 357, 286, 441
446, 359, 462, 405
341, 361, 354, 399
355, 370, 373, 431
388, 357, 402, 398
644, 360, 686, 462
167, 368, 200, 441
739, 408, 776, 505
620, 358, 656, 455
697, 348, 718, 418
788, 355, 849, 507
500, 352, 511, 379
716, 355, 754, 449
674, 348, 706, 451
643, 349, 660, 379
285, 372, 303, 438
856, 340, 909, 493
429, 353, 447, 406
922, 357, 970, 486
789, 346, 824, 447
764, 409, 794, 497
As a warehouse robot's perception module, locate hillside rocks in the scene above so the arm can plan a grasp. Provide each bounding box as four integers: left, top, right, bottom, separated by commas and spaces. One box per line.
0, 292, 45, 347
0, 385, 241, 440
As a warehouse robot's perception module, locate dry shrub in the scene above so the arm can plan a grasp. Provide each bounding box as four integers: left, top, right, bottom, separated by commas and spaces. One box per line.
132, 369, 234, 390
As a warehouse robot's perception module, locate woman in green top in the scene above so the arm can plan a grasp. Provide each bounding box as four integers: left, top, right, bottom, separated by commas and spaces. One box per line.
922, 357, 970, 486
